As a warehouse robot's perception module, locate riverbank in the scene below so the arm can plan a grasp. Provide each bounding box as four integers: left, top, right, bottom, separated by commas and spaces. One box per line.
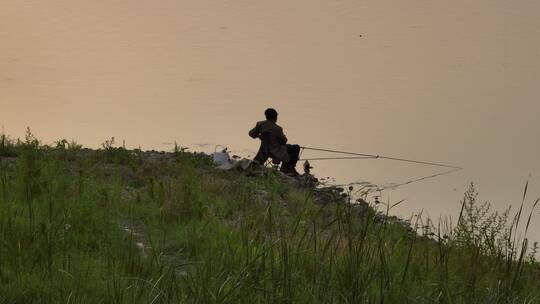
0, 133, 538, 303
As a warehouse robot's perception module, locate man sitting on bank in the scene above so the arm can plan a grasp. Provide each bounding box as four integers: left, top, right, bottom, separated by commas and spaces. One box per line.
249, 108, 300, 176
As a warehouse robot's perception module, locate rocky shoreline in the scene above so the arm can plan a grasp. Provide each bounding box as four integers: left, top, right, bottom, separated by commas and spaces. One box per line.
1, 146, 417, 236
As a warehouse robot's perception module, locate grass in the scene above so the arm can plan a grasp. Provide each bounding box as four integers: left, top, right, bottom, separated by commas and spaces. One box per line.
0, 130, 539, 303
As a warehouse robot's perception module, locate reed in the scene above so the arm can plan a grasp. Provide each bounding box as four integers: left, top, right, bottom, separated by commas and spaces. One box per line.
0, 133, 538, 303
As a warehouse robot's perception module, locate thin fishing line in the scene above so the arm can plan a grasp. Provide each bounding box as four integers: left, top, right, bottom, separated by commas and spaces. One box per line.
377, 168, 462, 191
331, 168, 462, 194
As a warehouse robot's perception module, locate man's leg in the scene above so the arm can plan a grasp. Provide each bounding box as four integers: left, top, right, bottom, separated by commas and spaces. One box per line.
281, 144, 300, 175
253, 146, 269, 165
287, 144, 300, 169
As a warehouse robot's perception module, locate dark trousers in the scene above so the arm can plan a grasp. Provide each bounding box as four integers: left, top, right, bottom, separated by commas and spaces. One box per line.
254, 144, 300, 172
281, 144, 300, 173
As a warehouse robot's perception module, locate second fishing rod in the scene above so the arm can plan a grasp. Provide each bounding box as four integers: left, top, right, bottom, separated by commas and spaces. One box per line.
299, 146, 463, 170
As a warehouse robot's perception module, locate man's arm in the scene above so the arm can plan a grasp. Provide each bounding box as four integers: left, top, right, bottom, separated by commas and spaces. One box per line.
277, 126, 288, 144
249, 122, 261, 139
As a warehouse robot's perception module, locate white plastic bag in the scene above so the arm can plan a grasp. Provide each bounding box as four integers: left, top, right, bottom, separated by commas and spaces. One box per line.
213, 151, 230, 166
213, 145, 234, 169
212, 145, 253, 170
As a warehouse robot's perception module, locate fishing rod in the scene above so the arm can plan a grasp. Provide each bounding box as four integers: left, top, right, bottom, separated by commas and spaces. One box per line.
300, 146, 462, 170
377, 168, 462, 191
300, 156, 377, 161
299, 146, 463, 191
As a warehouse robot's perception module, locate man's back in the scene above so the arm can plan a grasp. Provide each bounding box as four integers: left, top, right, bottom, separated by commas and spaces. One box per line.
249, 120, 289, 162
249, 120, 287, 143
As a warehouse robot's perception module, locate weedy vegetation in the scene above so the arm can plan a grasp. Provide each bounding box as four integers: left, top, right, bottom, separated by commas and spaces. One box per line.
0, 130, 538, 303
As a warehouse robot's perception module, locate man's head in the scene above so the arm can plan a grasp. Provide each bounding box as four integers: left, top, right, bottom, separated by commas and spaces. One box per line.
264, 108, 278, 122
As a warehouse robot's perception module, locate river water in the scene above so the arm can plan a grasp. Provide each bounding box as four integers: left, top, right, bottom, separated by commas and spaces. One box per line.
1, 1, 539, 240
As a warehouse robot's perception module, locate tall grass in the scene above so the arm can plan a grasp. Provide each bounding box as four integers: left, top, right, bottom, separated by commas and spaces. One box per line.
0, 133, 538, 303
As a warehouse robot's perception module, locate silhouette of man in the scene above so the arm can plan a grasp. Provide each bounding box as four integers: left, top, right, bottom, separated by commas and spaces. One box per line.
249, 108, 300, 176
